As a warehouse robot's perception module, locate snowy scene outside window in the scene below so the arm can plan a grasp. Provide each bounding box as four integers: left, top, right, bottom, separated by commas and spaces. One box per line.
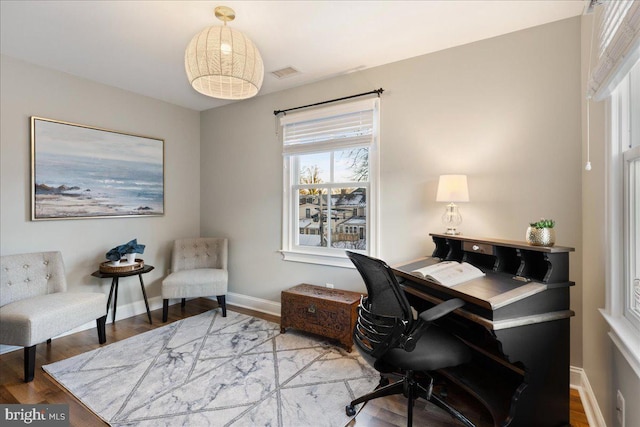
295, 149, 369, 251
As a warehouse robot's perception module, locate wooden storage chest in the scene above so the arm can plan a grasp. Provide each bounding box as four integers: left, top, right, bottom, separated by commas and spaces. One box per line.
280, 283, 363, 352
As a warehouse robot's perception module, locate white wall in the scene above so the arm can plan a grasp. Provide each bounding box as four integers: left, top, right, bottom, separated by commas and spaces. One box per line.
0, 55, 201, 309
200, 18, 584, 366
612, 346, 640, 427
579, 13, 613, 424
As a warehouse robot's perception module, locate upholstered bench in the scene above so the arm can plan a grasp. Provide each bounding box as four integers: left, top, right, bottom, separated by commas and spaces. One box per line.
0, 251, 107, 382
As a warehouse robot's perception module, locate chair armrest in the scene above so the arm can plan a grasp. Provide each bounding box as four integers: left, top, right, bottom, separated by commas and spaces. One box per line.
400, 298, 465, 352
418, 298, 465, 323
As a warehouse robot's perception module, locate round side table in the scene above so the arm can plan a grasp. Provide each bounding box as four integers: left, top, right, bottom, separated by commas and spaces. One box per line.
91, 265, 154, 324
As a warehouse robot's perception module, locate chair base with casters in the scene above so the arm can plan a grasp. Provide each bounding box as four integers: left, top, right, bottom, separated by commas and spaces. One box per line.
346, 371, 474, 427
345, 251, 475, 427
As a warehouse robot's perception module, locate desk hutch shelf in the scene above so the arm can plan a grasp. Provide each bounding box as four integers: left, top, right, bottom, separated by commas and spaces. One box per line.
430, 233, 574, 284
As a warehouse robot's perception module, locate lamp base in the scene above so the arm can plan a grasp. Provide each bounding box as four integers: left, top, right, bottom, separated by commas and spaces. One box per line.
441, 203, 463, 236
444, 227, 461, 235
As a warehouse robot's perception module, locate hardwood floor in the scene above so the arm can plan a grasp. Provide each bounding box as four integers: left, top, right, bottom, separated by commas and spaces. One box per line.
0, 298, 588, 426
570, 389, 590, 427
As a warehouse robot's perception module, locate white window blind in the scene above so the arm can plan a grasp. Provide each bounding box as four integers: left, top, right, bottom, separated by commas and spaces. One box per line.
281, 98, 377, 155
589, 1, 640, 99
599, 0, 634, 57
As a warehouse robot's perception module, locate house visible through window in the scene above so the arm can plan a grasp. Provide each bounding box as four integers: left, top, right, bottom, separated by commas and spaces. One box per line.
280, 98, 379, 267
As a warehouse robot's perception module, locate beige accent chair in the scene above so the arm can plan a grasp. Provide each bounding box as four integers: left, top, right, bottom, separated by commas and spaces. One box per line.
162, 237, 228, 322
0, 251, 107, 382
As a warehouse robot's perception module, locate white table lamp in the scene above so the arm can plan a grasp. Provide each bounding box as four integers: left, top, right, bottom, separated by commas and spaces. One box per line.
436, 175, 469, 235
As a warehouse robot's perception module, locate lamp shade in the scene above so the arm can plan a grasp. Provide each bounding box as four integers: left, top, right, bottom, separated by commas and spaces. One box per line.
436, 175, 469, 202
185, 25, 264, 100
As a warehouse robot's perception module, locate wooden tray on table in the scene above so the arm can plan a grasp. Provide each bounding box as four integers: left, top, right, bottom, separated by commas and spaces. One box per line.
99, 259, 144, 273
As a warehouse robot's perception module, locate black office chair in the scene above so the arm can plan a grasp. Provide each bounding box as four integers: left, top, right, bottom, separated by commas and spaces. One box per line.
345, 251, 475, 427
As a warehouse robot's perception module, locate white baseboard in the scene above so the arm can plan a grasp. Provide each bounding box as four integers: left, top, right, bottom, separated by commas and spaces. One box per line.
224, 292, 281, 318
571, 366, 606, 427
103, 295, 165, 325
0, 344, 21, 354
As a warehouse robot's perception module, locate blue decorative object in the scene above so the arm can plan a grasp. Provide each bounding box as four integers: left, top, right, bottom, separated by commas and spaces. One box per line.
125, 239, 146, 254
105, 248, 122, 262
106, 239, 146, 261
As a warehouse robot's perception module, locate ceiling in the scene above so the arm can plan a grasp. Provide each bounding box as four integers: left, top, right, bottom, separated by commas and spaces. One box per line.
0, 1, 588, 112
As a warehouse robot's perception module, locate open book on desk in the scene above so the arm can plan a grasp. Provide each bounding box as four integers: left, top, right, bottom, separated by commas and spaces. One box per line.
411, 261, 485, 287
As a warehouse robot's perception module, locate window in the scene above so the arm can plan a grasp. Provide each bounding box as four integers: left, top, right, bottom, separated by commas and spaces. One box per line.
590, 0, 640, 374
617, 60, 640, 329
626, 145, 640, 325
604, 57, 640, 372
280, 98, 379, 267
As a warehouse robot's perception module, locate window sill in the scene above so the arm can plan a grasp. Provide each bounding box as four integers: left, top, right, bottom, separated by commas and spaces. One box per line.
279, 250, 356, 268
600, 309, 640, 378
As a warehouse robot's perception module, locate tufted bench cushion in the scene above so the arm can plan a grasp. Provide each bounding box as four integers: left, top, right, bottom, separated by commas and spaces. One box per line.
0, 292, 105, 347
162, 268, 228, 299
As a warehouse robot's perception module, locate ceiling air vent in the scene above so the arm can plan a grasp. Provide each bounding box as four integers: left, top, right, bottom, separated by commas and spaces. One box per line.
271, 66, 300, 79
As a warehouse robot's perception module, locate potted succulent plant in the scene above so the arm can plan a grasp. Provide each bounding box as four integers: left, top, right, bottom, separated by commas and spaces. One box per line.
526, 219, 556, 246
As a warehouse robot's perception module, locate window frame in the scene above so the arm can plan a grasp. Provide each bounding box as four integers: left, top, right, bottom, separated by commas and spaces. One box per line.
280, 98, 380, 268
602, 60, 640, 377
623, 145, 640, 326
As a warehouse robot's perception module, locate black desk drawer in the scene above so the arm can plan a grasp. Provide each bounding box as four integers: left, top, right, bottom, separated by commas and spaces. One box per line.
464, 241, 495, 255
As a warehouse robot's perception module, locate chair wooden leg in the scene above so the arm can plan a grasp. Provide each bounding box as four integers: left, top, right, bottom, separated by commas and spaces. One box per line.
181, 298, 186, 308
24, 345, 36, 382
97, 315, 107, 344
217, 295, 227, 317
162, 299, 169, 322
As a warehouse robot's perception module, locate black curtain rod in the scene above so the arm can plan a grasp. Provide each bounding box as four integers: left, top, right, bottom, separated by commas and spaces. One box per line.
273, 88, 384, 116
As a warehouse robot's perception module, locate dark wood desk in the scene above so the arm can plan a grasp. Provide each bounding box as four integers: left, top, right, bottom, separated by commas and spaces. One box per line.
393, 234, 574, 427
91, 265, 154, 324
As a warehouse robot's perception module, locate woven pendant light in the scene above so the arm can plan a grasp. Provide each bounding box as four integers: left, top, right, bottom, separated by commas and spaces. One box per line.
185, 6, 264, 100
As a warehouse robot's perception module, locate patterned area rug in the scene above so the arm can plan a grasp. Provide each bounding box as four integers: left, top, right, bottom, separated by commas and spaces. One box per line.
43, 309, 379, 426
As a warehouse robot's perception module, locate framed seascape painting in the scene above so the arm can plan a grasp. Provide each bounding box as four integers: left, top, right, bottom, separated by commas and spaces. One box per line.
31, 117, 164, 220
